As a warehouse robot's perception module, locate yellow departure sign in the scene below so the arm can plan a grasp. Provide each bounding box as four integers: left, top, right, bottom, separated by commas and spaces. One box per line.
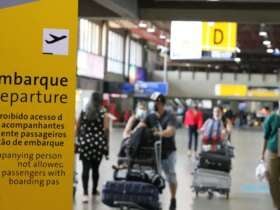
0, 1, 77, 210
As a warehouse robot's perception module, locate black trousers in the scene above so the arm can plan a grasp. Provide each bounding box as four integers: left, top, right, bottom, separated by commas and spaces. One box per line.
188, 125, 198, 152
81, 159, 101, 195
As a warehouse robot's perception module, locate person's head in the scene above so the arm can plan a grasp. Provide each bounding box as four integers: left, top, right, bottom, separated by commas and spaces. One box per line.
272, 102, 279, 112
213, 106, 223, 120
85, 92, 102, 120
135, 101, 147, 120
90, 92, 102, 107
150, 92, 166, 114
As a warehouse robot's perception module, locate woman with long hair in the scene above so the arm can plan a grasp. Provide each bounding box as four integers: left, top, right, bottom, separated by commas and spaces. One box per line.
76, 92, 110, 203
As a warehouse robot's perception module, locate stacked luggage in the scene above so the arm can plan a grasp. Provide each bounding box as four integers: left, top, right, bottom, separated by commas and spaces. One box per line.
192, 141, 234, 199
102, 125, 165, 210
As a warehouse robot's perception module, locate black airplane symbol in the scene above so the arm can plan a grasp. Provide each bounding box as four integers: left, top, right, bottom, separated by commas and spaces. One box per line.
45, 34, 67, 44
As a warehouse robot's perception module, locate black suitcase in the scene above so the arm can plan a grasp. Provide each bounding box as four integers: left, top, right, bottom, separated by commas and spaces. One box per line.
198, 152, 231, 172
102, 181, 160, 210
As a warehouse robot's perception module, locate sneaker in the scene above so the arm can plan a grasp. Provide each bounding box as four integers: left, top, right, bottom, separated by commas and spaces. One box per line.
82, 195, 89, 203
169, 198, 176, 210
92, 190, 100, 196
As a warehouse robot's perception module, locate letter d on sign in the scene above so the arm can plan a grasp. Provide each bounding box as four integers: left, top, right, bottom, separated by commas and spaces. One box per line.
214, 29, 224, 45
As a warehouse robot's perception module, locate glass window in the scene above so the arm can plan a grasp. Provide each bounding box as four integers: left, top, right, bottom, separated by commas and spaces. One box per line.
79, 18, 99, 54
130, 40, 143, 67
107, 30, 124, 74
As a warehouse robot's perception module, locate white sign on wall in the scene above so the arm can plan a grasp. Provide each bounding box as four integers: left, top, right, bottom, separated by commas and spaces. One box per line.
170, 21, 202, 59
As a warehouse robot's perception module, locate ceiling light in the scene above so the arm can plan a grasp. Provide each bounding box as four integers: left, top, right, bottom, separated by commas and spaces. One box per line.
266, 44, 272, 48
186, 63, 191, 67
215, 65, 220, 70
275, 48, 280, 55
138, 21, 147, 28
147, 25, 156, 33
234, 57, 241, 63
236, 47, 241, 53
259, 31, 268, 37
207, 64, 212, 68
263, 40, 271, 46
267, 48, 274, 54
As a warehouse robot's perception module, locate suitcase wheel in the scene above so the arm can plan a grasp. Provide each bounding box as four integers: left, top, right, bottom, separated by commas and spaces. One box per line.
226, 191, 230, 200
208, 190, 214, 200
195, 190, 199, 198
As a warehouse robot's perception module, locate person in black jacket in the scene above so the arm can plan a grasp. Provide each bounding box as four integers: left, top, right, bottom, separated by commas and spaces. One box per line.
140, 92, 178, 210
76, 92, 110, 203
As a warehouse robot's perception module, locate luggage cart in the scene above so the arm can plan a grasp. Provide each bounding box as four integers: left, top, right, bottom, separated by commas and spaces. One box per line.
191, 141, 234, 200
192, 168, 231, 199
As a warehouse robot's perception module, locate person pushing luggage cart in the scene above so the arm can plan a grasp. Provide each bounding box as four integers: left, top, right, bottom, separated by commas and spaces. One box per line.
192, 106, 234, 200
102, 92, 178, 210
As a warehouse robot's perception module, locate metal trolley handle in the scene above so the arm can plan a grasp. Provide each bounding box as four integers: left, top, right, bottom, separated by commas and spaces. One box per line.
154, 123, 162, 175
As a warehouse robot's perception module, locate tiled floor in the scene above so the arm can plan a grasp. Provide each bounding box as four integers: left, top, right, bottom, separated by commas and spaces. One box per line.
73, 128, 275, 210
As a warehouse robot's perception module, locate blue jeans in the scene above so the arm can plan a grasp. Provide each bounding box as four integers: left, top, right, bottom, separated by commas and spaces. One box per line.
161, 151, 177, 185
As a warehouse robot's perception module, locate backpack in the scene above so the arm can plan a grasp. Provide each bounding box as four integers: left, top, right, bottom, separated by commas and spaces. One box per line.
202, 119, 222, 144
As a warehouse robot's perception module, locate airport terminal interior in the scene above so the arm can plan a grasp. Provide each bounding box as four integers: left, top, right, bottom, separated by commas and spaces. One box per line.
73, 0, 280, 210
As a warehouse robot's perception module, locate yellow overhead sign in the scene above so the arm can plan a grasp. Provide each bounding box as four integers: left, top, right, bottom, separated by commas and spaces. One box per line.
248, 89, 280, 98
202, 22, 237, 52
215, 84, 248, 97
215, 84, 280, 98
0, 1, 77, 210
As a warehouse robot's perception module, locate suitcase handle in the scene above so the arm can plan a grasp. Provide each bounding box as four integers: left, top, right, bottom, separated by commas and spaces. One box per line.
113, 168, 128, 181
114, 201, 148, 210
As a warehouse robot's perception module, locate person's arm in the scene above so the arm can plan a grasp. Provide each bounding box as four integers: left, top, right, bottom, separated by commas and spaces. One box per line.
154, 113, 176, 138
184, 110, 190, 128
155, 125, 176, 138
103, 112, 110, 158
261, 116, 272, 160
123, 115, 136, 139
226, 118, 233, 133
75, 112, 82, 137
220, 120, 227, 140
197, 112, 203, 129
199, 119, 209, 133
104, 112, 110, 140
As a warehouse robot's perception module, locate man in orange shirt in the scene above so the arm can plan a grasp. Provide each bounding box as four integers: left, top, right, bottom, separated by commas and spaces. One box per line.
184, 105, 203, 157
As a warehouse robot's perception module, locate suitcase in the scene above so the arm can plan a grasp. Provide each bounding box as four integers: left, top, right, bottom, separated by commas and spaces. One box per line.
198, 152, 231, 172
113, 168, 166, 193
192, 168, 231, 189
102, 181, 160, 210
192, 168, 231, 199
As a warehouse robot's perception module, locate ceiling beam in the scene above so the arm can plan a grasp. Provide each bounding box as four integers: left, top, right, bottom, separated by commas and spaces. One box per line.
79, 0, 120, 18
139, 2, 280, 23
93, 0, 138, 19
140, 8, 280, 23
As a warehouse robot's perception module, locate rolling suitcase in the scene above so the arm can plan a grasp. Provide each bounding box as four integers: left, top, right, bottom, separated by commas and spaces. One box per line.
198, 152, 231, 172
192, 168, 231, 199
102, 181, 160, 210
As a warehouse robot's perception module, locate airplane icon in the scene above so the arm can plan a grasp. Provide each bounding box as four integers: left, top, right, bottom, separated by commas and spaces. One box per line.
45, 34, 67, 44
